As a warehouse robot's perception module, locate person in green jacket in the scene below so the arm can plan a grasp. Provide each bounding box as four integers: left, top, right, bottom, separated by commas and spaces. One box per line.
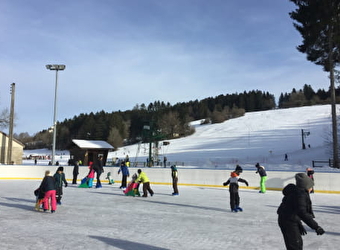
53, 166, 68, 205
136, 169, 154, 197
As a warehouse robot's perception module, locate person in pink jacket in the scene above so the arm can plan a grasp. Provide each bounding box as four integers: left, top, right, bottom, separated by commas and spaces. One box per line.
87, 162, 95, 188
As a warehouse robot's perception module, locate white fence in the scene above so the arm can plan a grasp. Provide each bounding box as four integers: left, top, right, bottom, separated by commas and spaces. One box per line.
1, 165, 339, 193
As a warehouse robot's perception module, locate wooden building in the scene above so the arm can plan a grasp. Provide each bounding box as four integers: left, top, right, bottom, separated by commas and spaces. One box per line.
0, 131, 24, 164
69, 139, 114, 166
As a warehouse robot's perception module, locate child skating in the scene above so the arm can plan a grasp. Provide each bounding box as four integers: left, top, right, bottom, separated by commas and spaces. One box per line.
34, 187, 44, 211
223, 165, 249, 212
79, 162, 95, 188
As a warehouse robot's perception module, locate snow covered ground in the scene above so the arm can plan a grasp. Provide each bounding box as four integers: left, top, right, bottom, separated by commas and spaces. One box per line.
1, 180, 339, 250
24, 105, 337, 172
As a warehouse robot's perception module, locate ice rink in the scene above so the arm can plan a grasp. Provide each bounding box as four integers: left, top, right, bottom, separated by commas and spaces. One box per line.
1, 180, 339, 250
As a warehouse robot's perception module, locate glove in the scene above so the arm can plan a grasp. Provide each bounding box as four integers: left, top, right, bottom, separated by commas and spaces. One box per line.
315, 226, 325, 235
65, 183, 68, 187
245, 181, 249, 186
298, 224, 307, 235
223, 182, 227, 186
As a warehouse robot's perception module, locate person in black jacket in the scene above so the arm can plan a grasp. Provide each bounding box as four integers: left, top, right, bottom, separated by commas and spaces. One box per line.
277, 173, 325, 250
255, 162, 267, 193
39, 170, 57, 213
93, 156, 104, 188
171, 165, 179, 195
72, 160, 79, 184
223, 165, 249, 212
306, 167, 315, 193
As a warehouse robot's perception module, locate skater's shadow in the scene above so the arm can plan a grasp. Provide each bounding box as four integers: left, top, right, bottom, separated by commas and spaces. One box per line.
313, 205, 340, 215
267, 204, 340, 215
139, 199, 227, 212
2, 197, 33, 203
90, 191, 126, 197
0, 197, 36, 211
325, 231, 340, 236
89, 236, 170, 250
0, 201, 33, 211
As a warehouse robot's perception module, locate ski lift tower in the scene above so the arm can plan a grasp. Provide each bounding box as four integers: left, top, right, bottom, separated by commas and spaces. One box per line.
143, 123, 166, 167
143, 125, 152, 167
301, 129, 310, 149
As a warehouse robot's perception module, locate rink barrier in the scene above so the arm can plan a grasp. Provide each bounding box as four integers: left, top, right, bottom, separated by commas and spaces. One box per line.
0, 165, 340, 194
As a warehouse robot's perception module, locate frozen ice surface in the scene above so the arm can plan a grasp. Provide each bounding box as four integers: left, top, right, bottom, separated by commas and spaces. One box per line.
1, 180, 339, 250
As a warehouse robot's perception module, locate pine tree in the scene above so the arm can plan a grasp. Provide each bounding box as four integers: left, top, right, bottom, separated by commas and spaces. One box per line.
289, 0, 340, 167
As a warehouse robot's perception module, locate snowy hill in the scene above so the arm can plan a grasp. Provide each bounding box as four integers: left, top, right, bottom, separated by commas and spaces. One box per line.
109, 105, 334, 171
24, 105, 337, 171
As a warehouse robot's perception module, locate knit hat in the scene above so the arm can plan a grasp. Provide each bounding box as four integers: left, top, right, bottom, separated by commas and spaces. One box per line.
57, 166, 64, 172
235, 165, 243, 173
295, 173, 314, 190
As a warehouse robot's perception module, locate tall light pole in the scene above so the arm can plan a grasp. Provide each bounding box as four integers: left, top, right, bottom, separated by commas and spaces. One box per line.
46, 64, 65, 165
7, 83, 15, 164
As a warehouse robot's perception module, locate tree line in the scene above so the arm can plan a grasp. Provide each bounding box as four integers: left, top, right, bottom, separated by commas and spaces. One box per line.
278, 84, 340, 108
14, 85, 340, 151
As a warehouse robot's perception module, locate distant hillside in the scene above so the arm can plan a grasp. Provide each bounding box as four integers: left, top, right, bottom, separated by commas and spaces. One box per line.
16, 84, 339, 153
110, 105, 335, 171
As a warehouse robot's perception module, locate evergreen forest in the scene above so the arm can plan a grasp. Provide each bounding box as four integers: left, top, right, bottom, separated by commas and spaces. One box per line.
17, 84, 340, 150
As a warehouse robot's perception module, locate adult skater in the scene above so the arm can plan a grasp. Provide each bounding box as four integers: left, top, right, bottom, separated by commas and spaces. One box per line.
72, 160, 79, 184
171, 165, 179, 195
306, 167, 315, 193
277, 173, 324, 250
93, 155, 104, 188
255, 163, 267, 193
118, 161, 130, 189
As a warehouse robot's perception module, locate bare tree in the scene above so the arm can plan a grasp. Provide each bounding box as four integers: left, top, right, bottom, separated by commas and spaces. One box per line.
0, 108, 10, 129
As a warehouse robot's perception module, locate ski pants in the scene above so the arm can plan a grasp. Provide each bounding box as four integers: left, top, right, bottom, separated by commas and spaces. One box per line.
278, 218, 303, 250
43, 190, 57, 211
72, 173, 78, 184
142, 182, 154, 197
260, 176, 267, 193
229, 191, 240, 210
56, 187, 63, 203
121, 175, 128, 188
95, 170, 102, 187
88, 178, 93, 187
172, 176, 179, 194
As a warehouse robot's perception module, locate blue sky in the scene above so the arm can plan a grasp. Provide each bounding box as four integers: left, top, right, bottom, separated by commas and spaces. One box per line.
0, 0, 330, 135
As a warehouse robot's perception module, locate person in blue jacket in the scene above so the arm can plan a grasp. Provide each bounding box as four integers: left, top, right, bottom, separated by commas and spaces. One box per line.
118, 161, 130, 189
